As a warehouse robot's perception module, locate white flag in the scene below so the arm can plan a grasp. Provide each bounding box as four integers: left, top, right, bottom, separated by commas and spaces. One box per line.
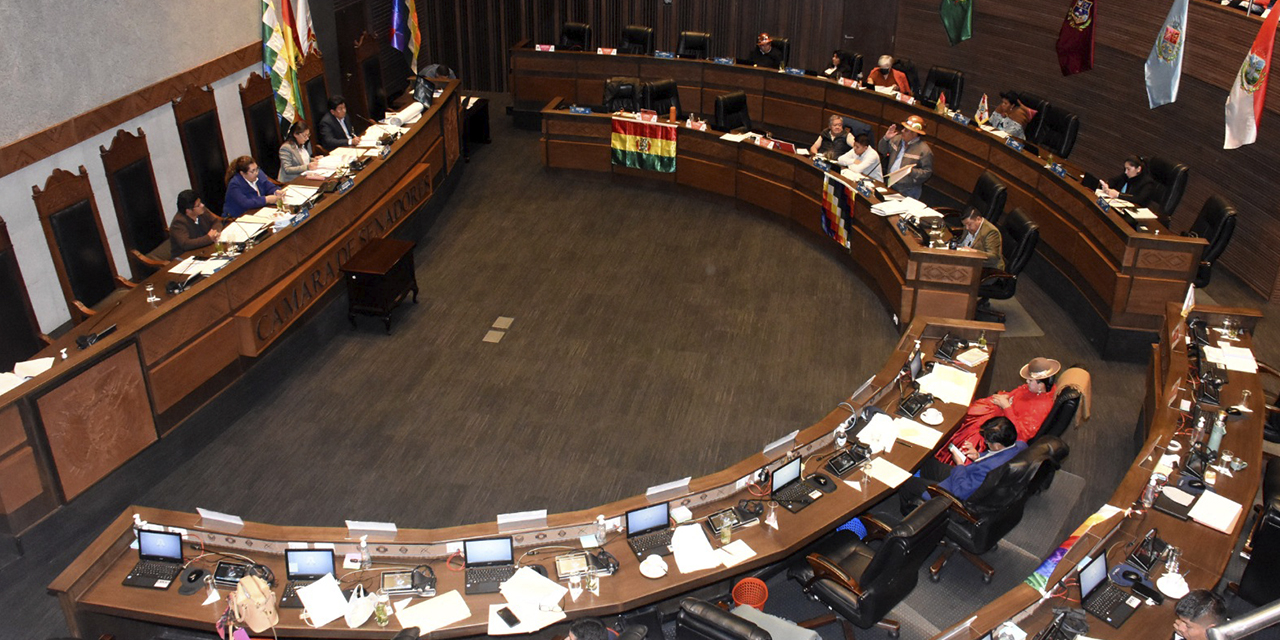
1144, 0, 1187, 109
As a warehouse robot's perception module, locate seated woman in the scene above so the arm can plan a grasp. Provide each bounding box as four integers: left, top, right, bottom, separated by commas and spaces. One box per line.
988, 91, 1032, 140
223, 155, 281, 219
823, 50, 857, 81
278, 121, 321, 183
934, 357, 1060, 465
1100, 156, 1157, 205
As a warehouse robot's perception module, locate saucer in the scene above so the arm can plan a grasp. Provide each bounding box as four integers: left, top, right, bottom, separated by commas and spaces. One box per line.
1166, 440, 1183, 453
1157, 574, 1189, 599
640, 555, 668, 579
920, 408, 944, 426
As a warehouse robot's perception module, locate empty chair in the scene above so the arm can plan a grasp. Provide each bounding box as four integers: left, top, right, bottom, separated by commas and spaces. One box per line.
642, 79, 682, 118
1146, 155, 1190, 222
976, 207, 1039, 323
841, 116, 873, 138
560, 22, 591, 51
1182, 195, 1238, 288
1017, 92, 1050, 142
675, 598, 772, 640
678, 31, 712, 59
789, 497, 952, 638
770, 36, 791, 67
1235, 458, 1280, 605
892, 57, 919, 95
603, 77, 641, 112
921, 66, 964, 108
1025, 435, 1070, 496
938, 171, 1007, 230
1034, 104, 1080, 158
620, 25, 654, 55
0, 217, 50, 373
714, 91, 751, 132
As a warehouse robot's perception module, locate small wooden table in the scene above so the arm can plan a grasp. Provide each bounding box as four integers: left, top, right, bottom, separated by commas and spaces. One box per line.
341, 238, 418, 333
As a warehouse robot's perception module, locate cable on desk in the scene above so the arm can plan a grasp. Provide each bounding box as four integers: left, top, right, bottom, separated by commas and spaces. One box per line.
445, 550, 465, 571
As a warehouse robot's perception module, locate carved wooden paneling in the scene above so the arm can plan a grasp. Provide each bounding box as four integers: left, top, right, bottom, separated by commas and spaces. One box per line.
37, 345, 156, 501
140, 281, 234, 365
172, 85, 230, 214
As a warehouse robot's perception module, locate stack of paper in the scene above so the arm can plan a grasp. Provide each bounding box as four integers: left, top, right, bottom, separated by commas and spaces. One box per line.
954, 347, 989, 367
1203, 345, 1258, 373
220, 220, 268, 244
296, 574, 349, 627
716, 540, 758, 568
1188, 491, 1243, 534
316, 155, 350, 170
0, 372, 25, 395
671, 524, 720, 573
870, 197, 928, 217
856, 412, 898, 454
13, 357, 53, 378
893, 417, 944, 448
719, 132, 750, 143
1130, 208, 1159, 220
916, 364, 979, 406
499, 566, 567, 610
168, 257, 230, 276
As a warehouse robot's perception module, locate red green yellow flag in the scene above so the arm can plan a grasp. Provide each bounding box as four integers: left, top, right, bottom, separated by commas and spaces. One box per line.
611, 118, 677, 172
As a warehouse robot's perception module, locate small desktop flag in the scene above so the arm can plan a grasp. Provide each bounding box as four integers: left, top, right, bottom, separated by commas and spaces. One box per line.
1056, 0, 1096, 76
974, 94, 990, 125
391, 0, 422, 72
935, 92, 948, 115
939, 0, 973, 47
1145, 0, 1188, 109
1225, 5, 1280, 149
611, 118, 677, 172
821, 175, 855, 249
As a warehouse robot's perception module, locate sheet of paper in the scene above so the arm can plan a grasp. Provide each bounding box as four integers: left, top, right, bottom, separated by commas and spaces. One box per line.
499, 566, 567, 609
864, 457, 912, 488
13, 357, 54, 378
316, 155, 349, 170
716, 539, 757, 568
885, 164, 914, 187
894, 417, 944, 449
296, 573, 348, 627
281, 185, 319, 206
220, 221, 267, 244
303, 167, 338, 178
395, 590, 471, 636
671, 524, 720, 573
1161, 486, 1195, 506
487, 602, 566, 635
1130, 207, 1159, 220
0, 372, 25, 395
916, 364, 980, 406
955, 347, 989, 367
719, 132, 749, 143
237, 213, 278, 225
869, 197, 928, 217
856, 411, 898, 454
168, 256, 197, 275
193, 258, 230, 275
1188, 491, 1243, 534
328, 147, 366, 159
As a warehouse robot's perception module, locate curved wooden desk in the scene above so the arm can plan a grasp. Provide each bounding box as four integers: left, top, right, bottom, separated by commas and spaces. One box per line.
511, 45, 1208, 360
51, 316, 1004, 639
0, 83, 463, 538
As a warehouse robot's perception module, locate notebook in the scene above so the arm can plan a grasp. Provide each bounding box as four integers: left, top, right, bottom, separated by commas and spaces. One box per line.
122, 529, 185, 589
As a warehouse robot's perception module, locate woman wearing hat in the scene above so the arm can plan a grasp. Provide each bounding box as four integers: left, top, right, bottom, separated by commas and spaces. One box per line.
934, 357, 1061, 465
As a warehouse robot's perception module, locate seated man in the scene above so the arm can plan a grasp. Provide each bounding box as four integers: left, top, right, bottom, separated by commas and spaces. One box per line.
878, 115, 933, 199
1173, 590, 1226, 640
866, 55, 912, 95
169, 189, 222, 255
318, 95, 362, 151
747, 32, 784, 69
838, 133, 883, 181
420, 63, 456, 80
568, 619, 612, 640
900, 417, 1026, 514
988, 91, 1031, 140
809, 115, 853, 159
935, 357, 1060, 464
959, 209, 1004, 270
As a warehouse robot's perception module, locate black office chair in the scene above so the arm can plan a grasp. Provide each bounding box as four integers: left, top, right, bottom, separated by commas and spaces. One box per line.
560, 22, 592, 51
714, 91, 751, 132
620, 25, 655, 55
1017, 92, 1050, 143
847, 53, 865, 79
678, 31, 713, 60
789, 497, 952, 639
1146, 155, 1190, 223
1025, 435, 1070, 496
618, 624, 650, 640
927, 439, 1064, 582
938, 171, 1008, 231
975, 207, 1039, 323
1030, 384, 1084, 446
1234, 458, 1280, 605
921, 66, 964, 108
676, 598, 770, 640
603, 77, 642, 112
892, 58, 919, 95
1182, 195, 1237, 288
1256, 362, 1280, 443
841, 116, 873, 138
643, 79, 683, 118
1033, 105, 1080, 158
770, 37, 791, 68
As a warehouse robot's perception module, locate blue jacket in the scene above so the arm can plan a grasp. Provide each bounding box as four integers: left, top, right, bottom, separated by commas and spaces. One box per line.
936, 441, 1028, 501
223, 172, 280, 218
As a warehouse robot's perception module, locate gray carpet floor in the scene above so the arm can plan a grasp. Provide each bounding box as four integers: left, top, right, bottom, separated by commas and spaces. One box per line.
2, 92, 1276, 640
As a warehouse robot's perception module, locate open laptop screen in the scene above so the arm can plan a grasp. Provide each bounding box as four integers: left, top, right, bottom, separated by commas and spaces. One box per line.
464, 537, 513, 567
285, 549, 335, 580
772, 457, 803, 493
626, 503, 670, 537
138, 530, 183, 562
1079, 554, 1107, 601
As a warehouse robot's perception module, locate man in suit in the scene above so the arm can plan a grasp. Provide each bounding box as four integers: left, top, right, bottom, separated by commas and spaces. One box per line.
169, 190, 222, 255
960, 210, 1004, 270
899, 417, 1026, 514
318, 95, 361, 151
878, 115, 933, 199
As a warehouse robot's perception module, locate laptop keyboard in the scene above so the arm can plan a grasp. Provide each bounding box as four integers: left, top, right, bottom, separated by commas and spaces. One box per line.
775, 481, 814, 504
466, 565, 517, 585
133, 560, 181, 580
628, 529, 674, 555
1087, 583, 1127, 615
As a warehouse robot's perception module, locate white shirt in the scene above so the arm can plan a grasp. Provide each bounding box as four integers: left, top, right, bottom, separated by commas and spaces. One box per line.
837, 146, 883, 181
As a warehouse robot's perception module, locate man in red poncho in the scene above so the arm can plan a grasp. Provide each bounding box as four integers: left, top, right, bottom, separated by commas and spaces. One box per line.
936, 357, 1061, 465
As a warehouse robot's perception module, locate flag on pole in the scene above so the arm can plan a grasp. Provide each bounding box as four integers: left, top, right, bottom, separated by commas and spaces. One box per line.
1056, 0, 1096, 76
611, 118, 677, 172
974, 93, 990, 125
1225, 6, 1280, 149
939, 0, 973, 47
261, 0, 301, 123
293, 0, 318, 57
278, 0, 305, 114
391, 0, 422, 73
1145, 0, 1188, 109
821, 175, 855, 248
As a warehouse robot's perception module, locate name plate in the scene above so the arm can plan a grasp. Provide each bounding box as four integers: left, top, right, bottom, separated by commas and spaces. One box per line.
784, 67, 806, 76
951, 112, 973, 126
1095, 196, 1112, 212
655, 50, 675, 58
713, 57, 735, 65
535, 44, 555, 52
897, 93, 915, 105
379, 144, 392, 159
685, 119, 707, 131
813, 158, 832, 172
854, 182, 874, 198
639, 109, 658, 122
755, 137, 774, 149
1004, 137, 1024, 152
569, 105, 593, 114
290, 210, 310, 226
337, 176, 355, 194
646, 477, 691, 500
1048, 162, 1068, 178
838, 77, 857, 88
596, 47, 617, 55
763, 430, 800, 459
497, 509, 548, 532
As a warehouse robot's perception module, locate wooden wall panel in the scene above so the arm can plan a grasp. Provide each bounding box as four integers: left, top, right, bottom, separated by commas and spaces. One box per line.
0, 448, 43, 515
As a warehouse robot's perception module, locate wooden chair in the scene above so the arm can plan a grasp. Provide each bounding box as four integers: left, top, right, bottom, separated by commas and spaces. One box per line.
239, 73, 284, 181
349, 32, 388, 123
172, 84, 229, 214
99, 128, 170, 280
32, 166, 134, 324
298, 48, 330, 129
0, 216, 51, 372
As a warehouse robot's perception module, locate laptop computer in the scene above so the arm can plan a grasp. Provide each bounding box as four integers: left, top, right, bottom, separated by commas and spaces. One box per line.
625, 502, 674, 559
1080, 553, 1140, 628
772, 456, 823, 513
279, 549, 336, 608
464, 537, 518, 595
122, 529, 185, 589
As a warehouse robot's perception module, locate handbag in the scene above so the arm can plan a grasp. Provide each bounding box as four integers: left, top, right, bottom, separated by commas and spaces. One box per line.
230, 574, 279, 633
345, 584, 378, 628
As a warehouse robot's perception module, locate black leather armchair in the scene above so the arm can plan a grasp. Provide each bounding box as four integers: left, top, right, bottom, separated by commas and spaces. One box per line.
1017, 92, 1050, 143
1030, 375, 1085, 446
921, 66, 964, 108
1025, 435, 1070, 496
1146, 155, 1189, 222
620, 25, 655, 55
976, 207, 1039, 323
789, 498, 952, 639
841, 117, 873, 138
1183, 195, 1237, 288
618, 624, 649, 640
1033, 105, 1079, 158
1235, 457, 1280, 605
846, 53, 865, 80
892, 58, 919, 95
771, 37, 791, 67
678, 32, 713, 59
676, 598, 770, 640
714, 91, 751, 132
938, 171, 1008, 231
1256, 362, 1280, 443
643, 79, 683, 118
603, 77, 642, 112
560, 22, 592, 51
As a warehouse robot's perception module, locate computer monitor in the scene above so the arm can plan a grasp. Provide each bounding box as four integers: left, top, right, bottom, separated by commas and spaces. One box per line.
625, 502, 670, 537
463, 537, 514, 567
285, 549, 335, 580
137, 530, 183, 562
772, 456, 803, 492
1079, 553, 1108, 601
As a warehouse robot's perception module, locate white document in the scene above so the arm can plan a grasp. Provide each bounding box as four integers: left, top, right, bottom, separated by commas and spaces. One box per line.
487, 602, 565, 635
1189, 491, 1243, 534
873, 85, 895, 95
168, 256, 198, 275
220, 221, 267, 244
1161, 486, 1195, 507
237, 213, 278, 225
281, 185, 319, 206
303, 167, 338, 178
856, 412, 898, 454
716, 540, 758, 568
955, 347, 989, 367
395, 590, 472, 636
719, 132, 749, 143
1203, 345, 1258, 372
296, 573, 349, 627
671, 524, 720, 573
1130, 207, 1159, 220
870, 197, 928, 217
0, 372, 25, 395
894, 417, 944, 449
864, 457, 912, 488
916, 364, 980, 406
885, 164, 914, 187
328, 147, 366, 159
499, 566, 567, 609
316, 155, 349, 170
13, 357, 54, 378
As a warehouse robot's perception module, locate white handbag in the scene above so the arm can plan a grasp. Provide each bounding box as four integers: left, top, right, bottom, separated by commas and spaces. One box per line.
230, 574, 279, 633
344, 584, 378, 628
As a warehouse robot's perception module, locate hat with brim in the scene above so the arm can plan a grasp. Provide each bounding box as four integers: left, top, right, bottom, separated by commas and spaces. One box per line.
1019, 357, 1062, 381
900, 117, 927, 136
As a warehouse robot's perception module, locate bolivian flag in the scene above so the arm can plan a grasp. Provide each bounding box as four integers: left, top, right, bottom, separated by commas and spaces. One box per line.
611, 118, 677, 172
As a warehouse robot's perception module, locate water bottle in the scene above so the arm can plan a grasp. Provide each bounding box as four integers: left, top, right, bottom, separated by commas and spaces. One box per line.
1140, 475, 1158, 508
359, 535, 372, 570
1207, 414, 1226, 454
835, 426, 848, 449
595, 515, 607, 546
1192, 416, 1207, 444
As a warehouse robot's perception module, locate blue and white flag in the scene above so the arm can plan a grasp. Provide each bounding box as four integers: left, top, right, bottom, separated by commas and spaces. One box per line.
1144, 0, 1188, 108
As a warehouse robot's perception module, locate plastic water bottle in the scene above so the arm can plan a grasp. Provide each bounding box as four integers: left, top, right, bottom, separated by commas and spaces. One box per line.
1207, 414, 1226, 454
359, 535, 372, 570
595, 515, 607, 546
1140, 476, 1158, 508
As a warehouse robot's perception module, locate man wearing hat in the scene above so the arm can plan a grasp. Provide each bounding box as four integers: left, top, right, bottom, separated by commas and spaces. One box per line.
935, 357, 1062, 464
989, 91, 1031, 140
878, 115, 934, 199
747, 32, 784, 69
